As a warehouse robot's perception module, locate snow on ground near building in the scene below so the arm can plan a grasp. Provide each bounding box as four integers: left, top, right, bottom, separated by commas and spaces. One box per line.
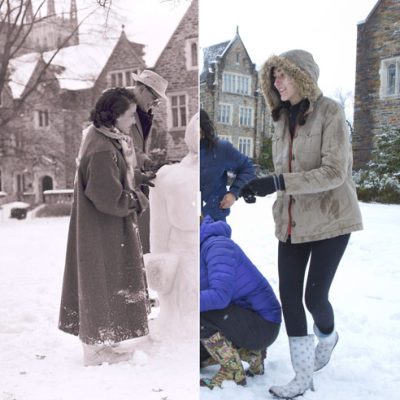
200, 197, 400, 400
1, 198, 400, 399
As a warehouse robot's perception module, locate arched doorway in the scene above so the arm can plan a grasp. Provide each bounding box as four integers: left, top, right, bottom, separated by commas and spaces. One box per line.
41, 175, 53, 202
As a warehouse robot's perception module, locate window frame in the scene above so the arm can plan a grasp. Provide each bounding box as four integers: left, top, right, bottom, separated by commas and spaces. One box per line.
108, 68, 140, 87
222, 72, 251, 95
217, 103, 233, 125
238, 136, 253, 157
185, 38, 198, 71
168, 92, 188, 130
380, 57, 400, 98
239, 106, 254, 127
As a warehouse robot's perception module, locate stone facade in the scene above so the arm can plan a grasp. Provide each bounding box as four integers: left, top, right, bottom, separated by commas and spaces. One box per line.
0, 1, 197, 205
353, 0, 400, 169
0, 31, 146, 204
200, 29, 271, 161
152, 0, 198, 161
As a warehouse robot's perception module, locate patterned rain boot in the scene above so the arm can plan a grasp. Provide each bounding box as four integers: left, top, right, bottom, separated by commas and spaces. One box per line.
269, 335, 315, 399
313, 324, 339, 372
200, 356, 219, 368
238, 348, 267, 377
200, 331, 247, 389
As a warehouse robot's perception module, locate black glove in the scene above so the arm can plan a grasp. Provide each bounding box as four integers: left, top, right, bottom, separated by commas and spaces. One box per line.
240, 175, 285, 203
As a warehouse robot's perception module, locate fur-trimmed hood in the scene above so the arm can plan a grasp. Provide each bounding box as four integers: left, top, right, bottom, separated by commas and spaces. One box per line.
260, 49, 322, 112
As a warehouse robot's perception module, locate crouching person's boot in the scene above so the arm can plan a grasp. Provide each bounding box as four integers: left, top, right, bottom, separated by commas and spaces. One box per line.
238, 348, 267, 377
82, 343, 132, 366
269, 335, 315, 399
200, 331, 247, 389
313, 324, 339, 372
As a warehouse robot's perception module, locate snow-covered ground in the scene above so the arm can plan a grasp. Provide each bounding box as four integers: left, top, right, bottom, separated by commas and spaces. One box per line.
0, 206, 197, 400
1, 197, 400, 399
201, 197, 400, 400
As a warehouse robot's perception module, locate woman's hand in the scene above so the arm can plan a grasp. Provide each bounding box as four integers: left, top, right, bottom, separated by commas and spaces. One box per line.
219, 192, 236, 209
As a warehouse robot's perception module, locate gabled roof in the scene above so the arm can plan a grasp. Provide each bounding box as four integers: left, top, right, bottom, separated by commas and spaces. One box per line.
8, 41, 116, 98
200, 29, 254, 82
358, 0, 382, 25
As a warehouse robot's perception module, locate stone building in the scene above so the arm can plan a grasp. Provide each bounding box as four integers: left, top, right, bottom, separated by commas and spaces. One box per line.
0, 30, 146, 204
151, 0, 198, 161
200, 28, 271, 161
353, 0, 400, 169
0, 0, 197, 205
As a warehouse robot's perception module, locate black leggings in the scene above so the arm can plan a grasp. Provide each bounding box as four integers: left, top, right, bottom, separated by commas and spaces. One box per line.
200, 305, 280, 361
278, 234, 350, 337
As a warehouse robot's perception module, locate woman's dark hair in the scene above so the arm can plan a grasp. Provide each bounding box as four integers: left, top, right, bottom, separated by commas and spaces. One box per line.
90, 87, 135, 128
269, 68, 310, 126
200, 108, 218, 150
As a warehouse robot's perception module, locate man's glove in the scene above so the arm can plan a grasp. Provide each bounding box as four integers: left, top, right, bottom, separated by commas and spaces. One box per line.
134, 169, 156, 187
240, 174, 285, 203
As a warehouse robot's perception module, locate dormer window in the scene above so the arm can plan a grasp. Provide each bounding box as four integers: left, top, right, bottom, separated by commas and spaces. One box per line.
109, 69, 139, 87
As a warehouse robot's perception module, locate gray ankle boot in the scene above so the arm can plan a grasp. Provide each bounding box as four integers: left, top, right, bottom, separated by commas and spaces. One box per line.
314, 324, 339, 372
269, 335, 315, 399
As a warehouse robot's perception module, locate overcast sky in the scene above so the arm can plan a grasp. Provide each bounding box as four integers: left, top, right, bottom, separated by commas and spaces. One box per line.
199, 0, 379, 98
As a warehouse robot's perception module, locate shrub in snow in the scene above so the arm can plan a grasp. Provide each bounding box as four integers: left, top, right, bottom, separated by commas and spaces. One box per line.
10, 207, 28, 220
354, 127, 400, 204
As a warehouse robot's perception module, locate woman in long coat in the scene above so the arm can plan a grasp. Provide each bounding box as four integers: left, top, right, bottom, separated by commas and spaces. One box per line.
59, 88, 150, 366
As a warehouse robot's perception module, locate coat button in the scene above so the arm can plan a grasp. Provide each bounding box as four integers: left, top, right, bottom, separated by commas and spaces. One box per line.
291, 220, 296, 227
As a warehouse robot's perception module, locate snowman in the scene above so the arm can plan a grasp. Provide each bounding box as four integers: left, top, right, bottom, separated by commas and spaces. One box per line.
144, 113, 199, 340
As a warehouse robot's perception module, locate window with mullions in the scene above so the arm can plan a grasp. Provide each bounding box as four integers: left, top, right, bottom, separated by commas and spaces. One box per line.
222, 73, 251, 95
380, 57, 400, 98
239, 106, 254, 127
34, 110, 49, 128
217, 104, 232, 125
238, 137, 253, 157
169, 94, 187, 128
109, 69, 139, 87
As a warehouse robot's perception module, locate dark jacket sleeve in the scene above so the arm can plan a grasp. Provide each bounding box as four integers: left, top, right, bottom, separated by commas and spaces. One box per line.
200, 238, 237, 312
223, 141, 255, 198
83, 150, 138, 217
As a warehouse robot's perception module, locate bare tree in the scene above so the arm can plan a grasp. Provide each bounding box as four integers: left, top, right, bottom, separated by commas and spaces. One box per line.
0, 1, 96, 131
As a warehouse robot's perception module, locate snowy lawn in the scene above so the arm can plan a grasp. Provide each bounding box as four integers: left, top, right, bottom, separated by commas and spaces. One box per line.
0, 208, 197, 400
200, 196, 400, 400
1, 198, 400, 399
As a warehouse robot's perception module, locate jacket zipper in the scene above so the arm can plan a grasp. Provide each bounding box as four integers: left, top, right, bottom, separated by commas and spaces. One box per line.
287, 127, 296, 237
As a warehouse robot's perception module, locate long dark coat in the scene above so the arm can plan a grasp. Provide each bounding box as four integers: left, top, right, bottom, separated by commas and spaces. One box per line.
59, 126, 149, 345
131, 107, 153, 254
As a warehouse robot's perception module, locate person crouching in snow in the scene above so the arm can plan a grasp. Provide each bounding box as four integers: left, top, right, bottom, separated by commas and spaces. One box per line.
200, 215, 281, 389
58, 88, 150, 366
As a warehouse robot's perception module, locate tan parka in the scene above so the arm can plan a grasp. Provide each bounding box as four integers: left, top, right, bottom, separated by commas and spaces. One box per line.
260, 50, 363, 243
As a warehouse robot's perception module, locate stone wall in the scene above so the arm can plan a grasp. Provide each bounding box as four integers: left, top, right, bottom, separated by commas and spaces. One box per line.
353, 0, 400, 169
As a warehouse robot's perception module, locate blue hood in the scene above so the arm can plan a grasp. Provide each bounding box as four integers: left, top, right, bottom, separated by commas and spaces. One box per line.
200, 215, 231, 244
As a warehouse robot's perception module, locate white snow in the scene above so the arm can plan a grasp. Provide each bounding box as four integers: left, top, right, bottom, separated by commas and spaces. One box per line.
0, 214, 197, 399
8, 42, 116, 98
200, 197, 400, 400
1, 198, 399, 399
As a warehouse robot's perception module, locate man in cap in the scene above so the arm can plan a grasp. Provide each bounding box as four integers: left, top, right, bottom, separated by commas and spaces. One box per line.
128, 70, 168, 254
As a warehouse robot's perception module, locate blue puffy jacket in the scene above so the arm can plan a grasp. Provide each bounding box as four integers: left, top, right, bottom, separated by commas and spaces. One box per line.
200, 139, 255, 221
200, 216, 282, 324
